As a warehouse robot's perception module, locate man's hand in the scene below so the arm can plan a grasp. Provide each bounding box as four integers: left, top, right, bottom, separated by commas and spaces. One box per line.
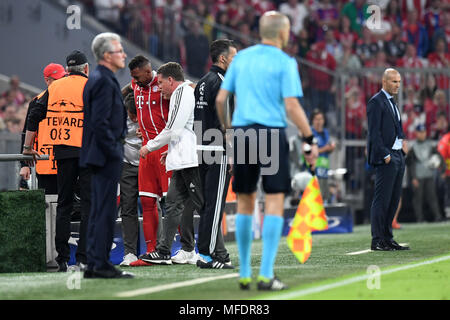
303, 143, 318, 169
160, 150, 168, 165
384, 155, 391, 164
20, 166, 31, 180
402, 140, 409, 155
22, 148, 41, 167
140, 145, 150, 158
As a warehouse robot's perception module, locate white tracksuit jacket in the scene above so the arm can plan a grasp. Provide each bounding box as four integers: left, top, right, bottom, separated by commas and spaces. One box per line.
145, 81, 198, 171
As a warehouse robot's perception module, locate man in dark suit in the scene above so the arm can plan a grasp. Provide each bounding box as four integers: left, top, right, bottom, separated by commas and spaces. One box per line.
366, 68, 410, 251
80, 32, 133, 278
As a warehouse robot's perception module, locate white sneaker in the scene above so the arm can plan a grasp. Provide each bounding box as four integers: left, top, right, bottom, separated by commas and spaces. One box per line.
120, 253, 138, 266
171, 249, 198, 265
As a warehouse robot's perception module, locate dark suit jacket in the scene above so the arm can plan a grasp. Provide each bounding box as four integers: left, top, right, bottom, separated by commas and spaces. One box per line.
79, 65, 127, 168
366, 90, 405, 166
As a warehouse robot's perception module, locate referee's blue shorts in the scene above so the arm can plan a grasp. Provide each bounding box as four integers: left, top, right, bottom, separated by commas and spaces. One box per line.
231, 124, 291, 194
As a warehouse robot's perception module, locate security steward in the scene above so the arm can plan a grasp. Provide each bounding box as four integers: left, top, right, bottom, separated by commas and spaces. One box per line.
20, 63, 67, 194
23, 51, 91, 272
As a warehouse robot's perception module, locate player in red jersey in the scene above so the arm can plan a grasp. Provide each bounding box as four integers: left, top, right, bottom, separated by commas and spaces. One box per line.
122, 55, 172, 265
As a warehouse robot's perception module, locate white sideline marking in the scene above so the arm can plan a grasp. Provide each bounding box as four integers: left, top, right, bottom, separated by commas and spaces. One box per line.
346, 243, 409, 255
116, 273, 239, 298
264, 254, 450, 300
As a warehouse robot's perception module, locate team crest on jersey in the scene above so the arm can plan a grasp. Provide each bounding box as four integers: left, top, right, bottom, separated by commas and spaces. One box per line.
153, 86, 158, 92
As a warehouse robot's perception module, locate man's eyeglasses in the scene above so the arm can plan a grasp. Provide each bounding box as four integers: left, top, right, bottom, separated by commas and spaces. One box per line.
109, 49, 125, 55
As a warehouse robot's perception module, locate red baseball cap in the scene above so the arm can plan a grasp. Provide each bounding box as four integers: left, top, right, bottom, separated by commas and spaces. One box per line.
43, 63, 67, 80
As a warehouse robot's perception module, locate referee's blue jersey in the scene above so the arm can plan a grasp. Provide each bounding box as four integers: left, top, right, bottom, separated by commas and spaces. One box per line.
221, 43, 303, 128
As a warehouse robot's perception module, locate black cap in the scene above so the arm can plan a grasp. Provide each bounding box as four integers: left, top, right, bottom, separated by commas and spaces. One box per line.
66, 50, 88, 67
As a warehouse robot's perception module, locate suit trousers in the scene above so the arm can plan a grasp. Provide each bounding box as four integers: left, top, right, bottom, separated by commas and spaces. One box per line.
55, 158, 91, 264
370, 150, 405, 243
86, 159, 122, 271
157, 166, 204, 256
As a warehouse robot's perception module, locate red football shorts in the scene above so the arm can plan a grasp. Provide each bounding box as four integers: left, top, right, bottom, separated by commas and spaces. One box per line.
138, 145, 172, 198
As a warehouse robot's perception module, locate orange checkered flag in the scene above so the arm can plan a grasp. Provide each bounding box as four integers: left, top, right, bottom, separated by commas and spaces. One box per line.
286, 176, 328, 264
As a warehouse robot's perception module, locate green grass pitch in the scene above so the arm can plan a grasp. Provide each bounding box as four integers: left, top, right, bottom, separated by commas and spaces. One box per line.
0, 222, 449, 300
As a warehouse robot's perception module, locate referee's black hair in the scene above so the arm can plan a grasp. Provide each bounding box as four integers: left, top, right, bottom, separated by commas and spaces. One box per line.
128, 55, 150, 71
210, 39, 236, 64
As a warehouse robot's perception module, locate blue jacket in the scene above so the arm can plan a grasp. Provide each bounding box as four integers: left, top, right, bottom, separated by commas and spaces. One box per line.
366, 90, 405, 166
79, 65, 127, 168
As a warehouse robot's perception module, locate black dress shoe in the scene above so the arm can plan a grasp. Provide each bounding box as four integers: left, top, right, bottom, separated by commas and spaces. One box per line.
91, 267, 135, 279
57, 261, 68, 272
84, 269, 94, 278
371, 240, 394, 251
388, 240, 410, 250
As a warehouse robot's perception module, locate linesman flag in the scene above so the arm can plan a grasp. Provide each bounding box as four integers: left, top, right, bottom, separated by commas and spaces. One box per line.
286, 176, 328, 264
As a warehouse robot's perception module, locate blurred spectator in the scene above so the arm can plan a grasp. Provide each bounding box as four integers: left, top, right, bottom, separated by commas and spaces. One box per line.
355, 26, 380, 65
157, 0, 183, 62
337, 40, 362, 70
310, 108, 336, 203
279, 0, 309, 36
125, 3, 147, 50
213, 10, 232, 40
336, 15, 358, 50
1, 75, 26, 106
430, 111, 449, 140
5, 117, 22, 134
226, 0, 250, 26
402, 85, 425, 140
406, 124, 444, 222
314, 0, 339, 41
235, 22, 253, 50
402, 10, 429, 58
427, 38, 450, 91
431, 9, 450, 52
251, 0, 276, 16
424, 0, 444, 39
340, 0, 370, 37
2, 104, 17, 122
419, 73, 438, 105
384, 0, 403, 28
345, 86, 366, 139
324, 28, 343, 62
297, 29, 311, 58
384, 24, 407, 65
425, 89, 450, 134
182, 20, 210, 78
196, 2, 215, 42
401, 0, 428, 23
345, 74, 365, 102
396, 43, 426, 91
363, 51, 389, 100
94, 0, 125, 33
305, 41, 337, 115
